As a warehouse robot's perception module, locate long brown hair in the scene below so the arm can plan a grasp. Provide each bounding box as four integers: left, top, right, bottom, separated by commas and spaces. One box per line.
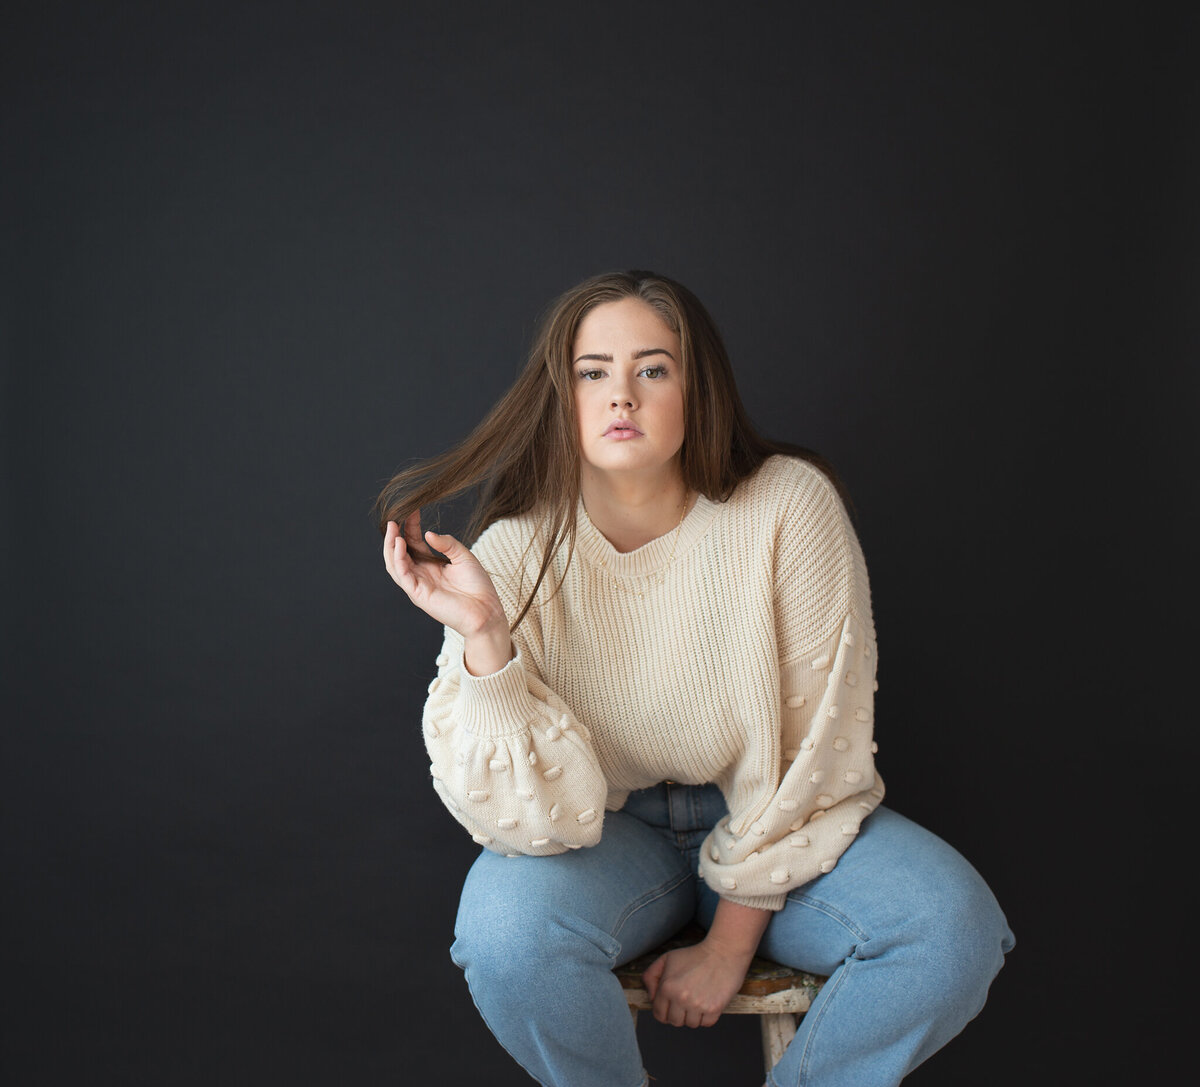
373, 269, 846, 631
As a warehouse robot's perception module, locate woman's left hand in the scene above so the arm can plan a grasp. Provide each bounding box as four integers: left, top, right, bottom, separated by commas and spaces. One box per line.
641, 938, 755, 1028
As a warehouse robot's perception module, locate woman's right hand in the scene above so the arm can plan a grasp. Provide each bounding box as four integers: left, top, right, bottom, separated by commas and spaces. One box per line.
383, 512, 508, 645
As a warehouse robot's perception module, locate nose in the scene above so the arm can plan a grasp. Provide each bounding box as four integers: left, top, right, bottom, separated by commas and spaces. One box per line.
610, 381, 636, 410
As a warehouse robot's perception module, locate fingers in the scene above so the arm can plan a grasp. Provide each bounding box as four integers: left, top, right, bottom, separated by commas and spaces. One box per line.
395, 510, 465, 565
651, 977, 679, 1027
402, 510, 437, 560
383, 521, 417, 594
646, 950, 725, 1029
424, 529, 469, 564
648, 953, 678, 1025
642, 956, 664, 1000
654, 998, 717, 1029
653, 996, 704, 1028
384, 511, 452, 577
383, 520, 399, 575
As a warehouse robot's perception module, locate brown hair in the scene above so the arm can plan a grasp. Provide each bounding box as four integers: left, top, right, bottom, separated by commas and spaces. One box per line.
373, 269, 846, 630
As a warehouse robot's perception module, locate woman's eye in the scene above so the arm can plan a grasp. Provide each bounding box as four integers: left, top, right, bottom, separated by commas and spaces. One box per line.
578, 369, 603, 381
641, 366, 666, 379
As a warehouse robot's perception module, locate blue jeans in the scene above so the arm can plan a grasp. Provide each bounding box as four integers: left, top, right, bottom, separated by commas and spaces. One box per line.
450, 783, 1014, 1086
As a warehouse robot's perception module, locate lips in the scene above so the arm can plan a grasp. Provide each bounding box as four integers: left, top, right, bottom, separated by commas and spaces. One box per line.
604, 419, 643, 437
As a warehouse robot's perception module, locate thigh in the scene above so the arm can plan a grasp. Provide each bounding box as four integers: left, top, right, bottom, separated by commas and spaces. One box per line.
697, 806, 1006, 976
455, 808, 699, 967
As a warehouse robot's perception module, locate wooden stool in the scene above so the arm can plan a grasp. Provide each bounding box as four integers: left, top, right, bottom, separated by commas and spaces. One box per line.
615, 924, 826, 1075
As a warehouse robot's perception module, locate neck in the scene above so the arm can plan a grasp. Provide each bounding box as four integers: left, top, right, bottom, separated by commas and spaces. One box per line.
580, 466, 692, 554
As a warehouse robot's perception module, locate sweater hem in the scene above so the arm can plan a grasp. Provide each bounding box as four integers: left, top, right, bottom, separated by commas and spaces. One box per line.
719, 891, 788, 912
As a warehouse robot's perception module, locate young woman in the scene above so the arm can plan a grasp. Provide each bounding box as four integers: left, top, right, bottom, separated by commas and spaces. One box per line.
376, 270, 1014, 1087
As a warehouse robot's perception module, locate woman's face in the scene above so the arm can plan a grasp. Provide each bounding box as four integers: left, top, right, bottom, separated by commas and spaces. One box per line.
571, 297, 686, 486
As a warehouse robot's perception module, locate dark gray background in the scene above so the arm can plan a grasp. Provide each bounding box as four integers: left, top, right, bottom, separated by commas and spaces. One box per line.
4, 2, 1193, 1084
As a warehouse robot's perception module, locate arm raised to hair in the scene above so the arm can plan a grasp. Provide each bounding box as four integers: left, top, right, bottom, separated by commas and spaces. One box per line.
386, 513, 608, 855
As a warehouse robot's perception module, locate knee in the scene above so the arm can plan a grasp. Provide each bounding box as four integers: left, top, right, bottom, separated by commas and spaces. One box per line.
451, 894, 620, 999
940, 877, 1012, 961
902, 865, 1014, 1012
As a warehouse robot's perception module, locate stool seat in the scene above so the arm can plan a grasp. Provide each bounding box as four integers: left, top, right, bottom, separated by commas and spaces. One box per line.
614, 924, 826, 1073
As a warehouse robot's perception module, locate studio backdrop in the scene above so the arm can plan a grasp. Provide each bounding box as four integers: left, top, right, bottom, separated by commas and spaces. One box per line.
3, 3, 1193, 1084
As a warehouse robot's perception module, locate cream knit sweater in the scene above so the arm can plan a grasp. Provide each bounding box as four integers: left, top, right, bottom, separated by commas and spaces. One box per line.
422, 454, 883, 911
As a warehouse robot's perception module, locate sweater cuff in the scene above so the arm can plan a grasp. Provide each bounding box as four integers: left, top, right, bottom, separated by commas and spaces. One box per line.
454, 646, 538, 737
720, 890, 788, 913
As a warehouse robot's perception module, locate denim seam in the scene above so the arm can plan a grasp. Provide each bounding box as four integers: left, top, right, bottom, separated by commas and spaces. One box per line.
455, 969, 556, 1087
782, 891, 872, 945
769, 955, 853, 1087
764, 892, 870, 1084
799, 959, 853, 1084
610, 866, 694, 946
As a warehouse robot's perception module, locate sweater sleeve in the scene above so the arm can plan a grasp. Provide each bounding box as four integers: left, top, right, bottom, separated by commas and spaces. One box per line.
420, 534, 609, 857
698, 465, 885, 911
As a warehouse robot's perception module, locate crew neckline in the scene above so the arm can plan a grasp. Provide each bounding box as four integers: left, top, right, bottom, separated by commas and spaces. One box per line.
575, 491, 719, 578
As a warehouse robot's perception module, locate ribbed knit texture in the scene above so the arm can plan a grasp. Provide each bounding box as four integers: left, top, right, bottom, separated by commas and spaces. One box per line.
421, 455, 884, 910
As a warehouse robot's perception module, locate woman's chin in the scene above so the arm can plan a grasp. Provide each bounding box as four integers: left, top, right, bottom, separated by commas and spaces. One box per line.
583, 458, 684, 486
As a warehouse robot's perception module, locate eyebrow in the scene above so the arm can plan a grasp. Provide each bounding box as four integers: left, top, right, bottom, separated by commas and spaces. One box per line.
573, 348, 677, 365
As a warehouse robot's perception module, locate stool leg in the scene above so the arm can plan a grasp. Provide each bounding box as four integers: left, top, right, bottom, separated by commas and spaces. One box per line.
761, 1013, 799, 1075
